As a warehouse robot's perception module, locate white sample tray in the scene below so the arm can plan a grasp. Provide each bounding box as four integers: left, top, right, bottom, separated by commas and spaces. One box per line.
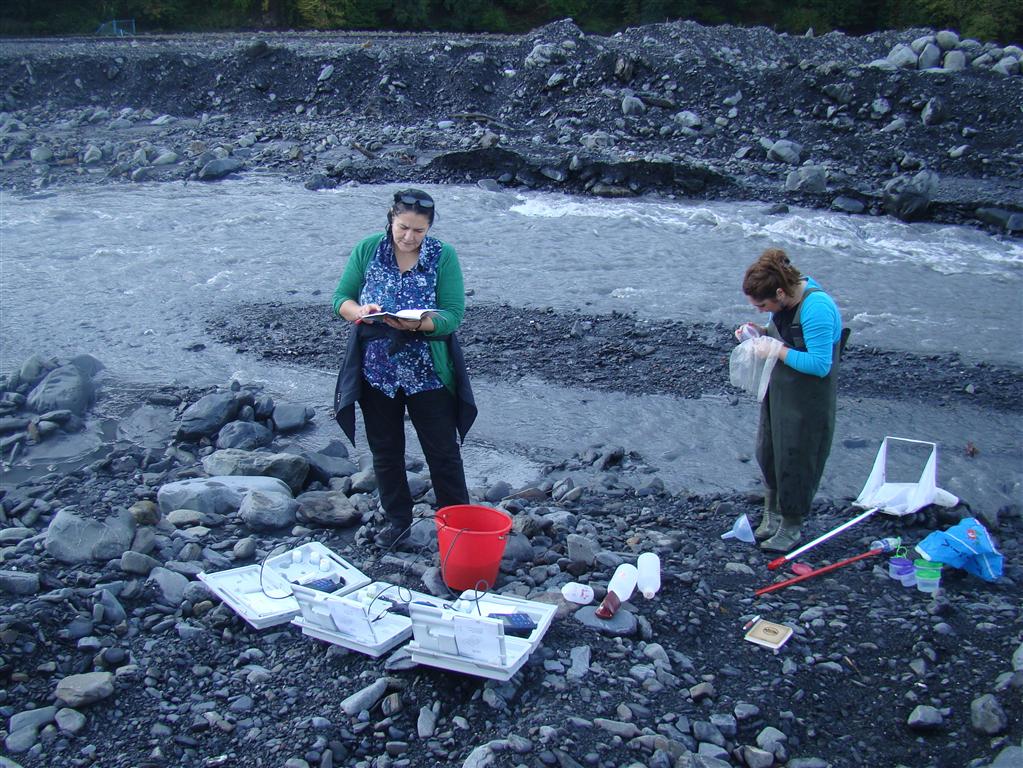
198, 542, 370, 629
292, 581, 444, 657
406, 590, 557, 681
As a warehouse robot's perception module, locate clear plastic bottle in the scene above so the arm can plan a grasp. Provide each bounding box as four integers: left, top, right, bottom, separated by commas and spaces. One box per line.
595, 563, 638, 619
637, 552, 661, 599
561, 582, 595, 604
869, 536, 902, 553
736, 323, 763, 342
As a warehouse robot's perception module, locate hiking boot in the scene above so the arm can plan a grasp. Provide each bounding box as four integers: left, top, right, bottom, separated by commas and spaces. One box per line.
373, 523, 411, 551
754, 490, 779, 541
760, 522, 802, 553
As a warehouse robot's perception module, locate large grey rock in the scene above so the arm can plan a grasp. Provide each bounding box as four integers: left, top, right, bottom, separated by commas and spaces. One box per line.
95, 588, 126, 624
19, 354, 58, 386
935, 30, 960, 49
9, 706, 56, 734
574, 605, 637, 636
237, 490, 298, 531
0, 569, 39, 595
54, 672, 115, 707
216, 421, 273, 450
462, 744, 496, 768
767, 139, 802, 164
500, 531, 533, 564
295, 490, 361, 527
992, 56, 1020, 76
785, 165, 826, 193
918, 42, 941, 69
921, 97, 947, 126
4, 725, 37, 753
146, 567, 189, 605
566, 533, 599, 566
970, 693, 1007, 734
44, 508, 135, 564
943, 50, 966, 70
157, 476, 292, 515
621, 95, 645, 116
202, 449, 309, 492
340, 679, 388, 716
26, 365, 94, 415
907, 705, 944, 730
272, 404, 313, 433
887, 43, 919, 69
177, 392, 239, 439
302, 450, 358, 484
198, 157, 243, 180
55, 707, 87, 735
883, 170, 939, 222
120, 550, 160, 575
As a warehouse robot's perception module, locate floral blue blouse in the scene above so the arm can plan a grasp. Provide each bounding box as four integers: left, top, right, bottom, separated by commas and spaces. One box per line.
359, 236, 444, 397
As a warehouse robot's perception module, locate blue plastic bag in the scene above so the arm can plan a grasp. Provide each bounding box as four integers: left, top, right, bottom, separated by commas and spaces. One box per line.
915, 517, 1003, 582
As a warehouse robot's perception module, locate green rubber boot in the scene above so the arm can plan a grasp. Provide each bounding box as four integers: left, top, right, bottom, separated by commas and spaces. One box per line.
753, 489, 780, 542
760, 520, 802, 553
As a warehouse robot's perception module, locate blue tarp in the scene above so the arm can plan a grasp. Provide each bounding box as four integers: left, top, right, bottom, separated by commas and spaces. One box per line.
915, 517, 1003, 582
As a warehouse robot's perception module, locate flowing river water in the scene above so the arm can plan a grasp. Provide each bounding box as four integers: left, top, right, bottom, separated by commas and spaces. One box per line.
1, 180, 1021, 514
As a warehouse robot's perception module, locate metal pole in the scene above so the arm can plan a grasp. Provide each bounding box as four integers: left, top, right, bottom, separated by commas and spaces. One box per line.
766, 507, 879, 570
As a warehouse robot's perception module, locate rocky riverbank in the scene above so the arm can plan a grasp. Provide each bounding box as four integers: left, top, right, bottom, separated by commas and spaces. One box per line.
1, 328, 1021, 768
1, 18, 1022, 768
1, 20, 1022, 233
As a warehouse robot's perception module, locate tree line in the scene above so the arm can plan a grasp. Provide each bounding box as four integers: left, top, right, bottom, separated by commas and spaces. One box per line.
2, 0, 1021, 45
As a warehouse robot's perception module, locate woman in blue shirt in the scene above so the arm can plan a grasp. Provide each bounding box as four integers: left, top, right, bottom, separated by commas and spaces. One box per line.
333, 189, 474, 550
739, 248, 844, 553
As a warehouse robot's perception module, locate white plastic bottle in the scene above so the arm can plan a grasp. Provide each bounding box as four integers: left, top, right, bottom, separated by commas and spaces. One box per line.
561, 582, 595, 605
637, 552, 661, 599
595, 563, 638, 619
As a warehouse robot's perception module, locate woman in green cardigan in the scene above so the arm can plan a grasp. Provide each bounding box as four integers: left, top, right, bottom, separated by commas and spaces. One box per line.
332, 189, 475, 550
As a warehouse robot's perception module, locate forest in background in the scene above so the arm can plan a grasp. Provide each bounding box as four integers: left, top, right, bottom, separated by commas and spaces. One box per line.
1, 0, 1021, 46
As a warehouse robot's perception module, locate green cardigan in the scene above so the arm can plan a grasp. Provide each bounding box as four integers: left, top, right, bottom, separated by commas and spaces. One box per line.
332, 233, 465, 392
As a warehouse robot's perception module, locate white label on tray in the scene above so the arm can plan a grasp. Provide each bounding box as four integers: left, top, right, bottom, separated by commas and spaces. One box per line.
329, 602, 376, 645
453, 615, 502, 663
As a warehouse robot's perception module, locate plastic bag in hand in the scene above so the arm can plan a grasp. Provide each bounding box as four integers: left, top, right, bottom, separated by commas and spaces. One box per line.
752, 336, 784, 360
729, 339, 779, 401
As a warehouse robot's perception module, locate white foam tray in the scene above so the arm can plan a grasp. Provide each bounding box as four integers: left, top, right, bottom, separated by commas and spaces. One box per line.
198, 543, 369, 630
406, 590, 557, 681
292, 581, 444, 657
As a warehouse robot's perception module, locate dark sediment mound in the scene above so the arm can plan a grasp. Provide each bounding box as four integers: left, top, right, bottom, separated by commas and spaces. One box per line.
206, 300, 1023, 413
1, 21, 1021, 233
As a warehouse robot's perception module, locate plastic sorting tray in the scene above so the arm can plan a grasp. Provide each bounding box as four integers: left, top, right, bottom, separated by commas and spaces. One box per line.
406, 590, 557, 681
197, 542, 370, 630
292, 581, 444, 658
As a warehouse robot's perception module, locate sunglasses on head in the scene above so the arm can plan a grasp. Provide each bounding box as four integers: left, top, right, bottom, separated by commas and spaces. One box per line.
394, 192, 434, 208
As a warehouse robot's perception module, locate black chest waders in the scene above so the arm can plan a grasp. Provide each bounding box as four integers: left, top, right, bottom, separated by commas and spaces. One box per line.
755, 288, 844, 532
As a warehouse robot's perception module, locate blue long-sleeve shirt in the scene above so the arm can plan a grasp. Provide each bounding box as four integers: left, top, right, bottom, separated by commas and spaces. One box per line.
777, 277, 841, 378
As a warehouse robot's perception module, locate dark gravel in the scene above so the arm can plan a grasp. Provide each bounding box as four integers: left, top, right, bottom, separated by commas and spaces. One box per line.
207, 300, 1023, 412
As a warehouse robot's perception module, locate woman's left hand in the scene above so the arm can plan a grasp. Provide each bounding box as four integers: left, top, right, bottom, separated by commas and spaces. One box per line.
382, 316, 433, 333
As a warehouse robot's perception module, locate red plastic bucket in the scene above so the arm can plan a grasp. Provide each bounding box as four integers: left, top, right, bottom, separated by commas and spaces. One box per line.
434, 505, 512, 591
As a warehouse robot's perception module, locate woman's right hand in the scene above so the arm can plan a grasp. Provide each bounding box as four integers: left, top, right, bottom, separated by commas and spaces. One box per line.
735, 322, 763, 342
339, 299, 382, 323
355, 303, 383, 323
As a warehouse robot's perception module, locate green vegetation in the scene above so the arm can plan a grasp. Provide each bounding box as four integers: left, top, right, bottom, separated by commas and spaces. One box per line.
2, 0, 1020, 43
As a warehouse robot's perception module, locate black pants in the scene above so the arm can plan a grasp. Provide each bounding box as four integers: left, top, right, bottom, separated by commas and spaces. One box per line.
359, 384, 469, 529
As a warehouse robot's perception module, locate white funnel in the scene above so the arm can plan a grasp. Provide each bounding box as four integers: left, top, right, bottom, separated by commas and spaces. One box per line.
721, 513, 755, 543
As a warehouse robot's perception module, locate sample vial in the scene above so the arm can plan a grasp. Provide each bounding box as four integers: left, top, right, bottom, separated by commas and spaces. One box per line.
595, 563, 638, 619
561, 582, 595, 605
637, 552, 661, 599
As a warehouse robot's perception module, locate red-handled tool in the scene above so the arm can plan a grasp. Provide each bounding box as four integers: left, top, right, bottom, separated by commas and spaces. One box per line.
766, 507, 878, 570
756, 547, 883, 597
